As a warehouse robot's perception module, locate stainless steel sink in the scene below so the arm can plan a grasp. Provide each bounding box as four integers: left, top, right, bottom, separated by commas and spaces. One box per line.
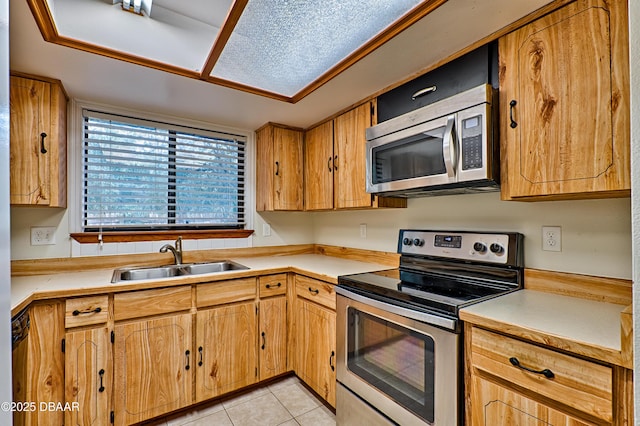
111, 261, 249, 283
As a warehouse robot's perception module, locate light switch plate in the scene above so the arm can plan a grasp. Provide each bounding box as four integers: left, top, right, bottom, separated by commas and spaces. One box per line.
31, 226, 57, 245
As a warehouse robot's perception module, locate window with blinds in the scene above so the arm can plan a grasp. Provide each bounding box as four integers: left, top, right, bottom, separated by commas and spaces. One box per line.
82, 110, 246, 231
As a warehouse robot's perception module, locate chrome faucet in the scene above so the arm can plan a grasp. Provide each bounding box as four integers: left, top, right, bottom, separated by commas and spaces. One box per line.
159, 236, 183, 265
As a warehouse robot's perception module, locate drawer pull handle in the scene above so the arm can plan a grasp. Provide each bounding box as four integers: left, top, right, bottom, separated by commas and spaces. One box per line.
411, 85, 437, 100
275, 161, 280, 176
329, 350, 335, 371
308, 287, 319, 295
72, 307, 102, 316
266, 282, 282, 289
509, 357, 554, 379
198, 346, 203, 367
185, 350, 191, 370
98, 369, 105, 393
261, 331, 266, 350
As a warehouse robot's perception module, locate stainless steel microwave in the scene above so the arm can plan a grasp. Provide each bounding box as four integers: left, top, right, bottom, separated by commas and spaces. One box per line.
365, 84, 499, 197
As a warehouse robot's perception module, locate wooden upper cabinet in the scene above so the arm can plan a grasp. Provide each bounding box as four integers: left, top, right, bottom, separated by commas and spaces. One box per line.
304, 121, 334, 210
304, 101, 406, 211
256, 123, 304, 211
10, 73, 68, 207
499, 0, 630, 200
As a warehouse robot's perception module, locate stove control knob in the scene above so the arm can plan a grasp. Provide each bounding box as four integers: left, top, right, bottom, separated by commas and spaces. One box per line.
403, 237, 413, 246
490, 243, 505, 255
473, 242, 487, 253
413, 238, 424, 247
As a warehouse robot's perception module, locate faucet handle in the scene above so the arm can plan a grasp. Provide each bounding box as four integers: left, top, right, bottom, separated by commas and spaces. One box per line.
175, 236, 183, 250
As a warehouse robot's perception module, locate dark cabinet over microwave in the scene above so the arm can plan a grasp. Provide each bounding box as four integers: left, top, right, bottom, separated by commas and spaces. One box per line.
376, 42, 498, 123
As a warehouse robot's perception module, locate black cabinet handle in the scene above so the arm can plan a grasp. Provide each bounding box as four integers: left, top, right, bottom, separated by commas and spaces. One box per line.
261, 332, 266, 350
40, 132, 47, 154
333, 155, 338, 171
265, 282, 282, 289
509, 357, 554, 379
72, 307, 102, 316
328, 157, 332, 172
509, 100, 518, 128
198, 346, 203, 367
275, 161, 280, 176
329, 351, 335, 371
185, 350, 191, 370
98, 369, 105, 393
308, 287, 319, 295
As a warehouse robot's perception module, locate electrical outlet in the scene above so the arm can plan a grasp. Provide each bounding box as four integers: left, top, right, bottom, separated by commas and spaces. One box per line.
31, 226, 57, 245
360, 223, 367, 239
542, 226, 561, 252
262, 223, 271, 237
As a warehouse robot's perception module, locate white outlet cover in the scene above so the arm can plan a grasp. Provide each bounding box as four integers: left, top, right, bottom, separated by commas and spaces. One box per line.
542, 226, 561, 252
31, 226, 57, 245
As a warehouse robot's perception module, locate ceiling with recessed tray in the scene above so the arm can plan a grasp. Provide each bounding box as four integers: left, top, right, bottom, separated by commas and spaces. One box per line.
13, 0, 553, 129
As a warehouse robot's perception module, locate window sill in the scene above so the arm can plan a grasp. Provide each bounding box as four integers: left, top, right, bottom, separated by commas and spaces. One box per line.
70, 229, 254, 244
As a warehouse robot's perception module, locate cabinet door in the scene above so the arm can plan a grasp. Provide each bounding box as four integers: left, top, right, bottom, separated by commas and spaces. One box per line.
259, 297, 287, 380
65, 327, 112, 426
273, 126, 304, 210
255, 125, 274, 212
113, 314, 192, 426
334, 102, 373, 209
196, 302, 258, 401
304, 121, 334, 210
10, 76, 51, 205
470, 375, 591, 426
499, 0, 629, 200
295, 298, 336, 407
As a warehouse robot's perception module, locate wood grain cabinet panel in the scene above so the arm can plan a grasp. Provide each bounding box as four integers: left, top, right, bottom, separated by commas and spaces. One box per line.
294, 298, 336, 407
303, 102, 406, 211
10, 73, 67, 207
113, 314, 193, 425
258, 274, 287, 298
65, 327, 112, 426
195, 302, 258, 401
65, 295, 109, 328
256, 123, 304, 211
295, 275, 336, 310
259, 296, 287, 381
499, 0, 630, 200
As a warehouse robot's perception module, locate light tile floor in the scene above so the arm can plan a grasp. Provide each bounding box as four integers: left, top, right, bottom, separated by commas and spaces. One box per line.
146, 376, 336, 426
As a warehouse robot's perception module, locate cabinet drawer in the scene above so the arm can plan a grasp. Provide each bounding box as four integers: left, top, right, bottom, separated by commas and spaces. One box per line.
259, 274, 287, 298
196, 278, 256, 308
65, 295, 109, 328
114, 286, 191, 321
470, 327, 613, 422
295, 276, 335, 310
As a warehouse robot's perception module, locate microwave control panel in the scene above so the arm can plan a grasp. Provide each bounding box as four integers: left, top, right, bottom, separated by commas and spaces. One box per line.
461, 115, 483, 170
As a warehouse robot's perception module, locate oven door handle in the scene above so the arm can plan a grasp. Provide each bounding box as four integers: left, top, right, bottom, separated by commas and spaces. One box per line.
336, 287, 458, 331
442, 115, 458, 178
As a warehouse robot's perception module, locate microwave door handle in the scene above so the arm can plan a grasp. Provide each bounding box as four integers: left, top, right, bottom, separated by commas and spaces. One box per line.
442, 115, 458, 178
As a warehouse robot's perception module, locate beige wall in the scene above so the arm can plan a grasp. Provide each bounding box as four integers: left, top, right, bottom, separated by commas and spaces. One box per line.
11, 192, 631, 280
311, 193, 632, 280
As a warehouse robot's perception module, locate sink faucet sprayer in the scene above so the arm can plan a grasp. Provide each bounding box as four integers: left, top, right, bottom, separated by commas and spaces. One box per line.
159, 236, 183, 265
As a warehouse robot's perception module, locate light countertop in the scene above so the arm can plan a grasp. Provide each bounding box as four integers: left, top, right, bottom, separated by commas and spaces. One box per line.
10, 254, 392, 314
460, 289, 629, 366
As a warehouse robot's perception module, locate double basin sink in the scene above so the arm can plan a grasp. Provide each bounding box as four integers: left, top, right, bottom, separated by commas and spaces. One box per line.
111, 260, 249, 283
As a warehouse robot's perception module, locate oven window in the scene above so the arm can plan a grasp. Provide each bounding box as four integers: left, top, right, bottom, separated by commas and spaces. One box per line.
372, 127, 446, 184
347, 307, 435, 423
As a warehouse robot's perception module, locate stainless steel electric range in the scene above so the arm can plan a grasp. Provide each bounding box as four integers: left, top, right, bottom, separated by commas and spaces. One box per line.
336, 229, 524, 426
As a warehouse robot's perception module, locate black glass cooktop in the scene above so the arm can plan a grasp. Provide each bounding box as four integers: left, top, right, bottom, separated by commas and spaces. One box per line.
337, 268, 517, 318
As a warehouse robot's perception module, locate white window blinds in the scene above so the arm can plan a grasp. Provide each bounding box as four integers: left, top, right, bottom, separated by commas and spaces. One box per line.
82, 109, 246, 231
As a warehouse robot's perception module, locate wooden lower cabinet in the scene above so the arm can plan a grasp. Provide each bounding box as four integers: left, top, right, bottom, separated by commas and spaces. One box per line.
64, 327, 112, 426
196, 301, 258, 401
113, 314, 193, 426
259, 296, 287, 381
470, 375, 591, 426
295, 297, 336, 407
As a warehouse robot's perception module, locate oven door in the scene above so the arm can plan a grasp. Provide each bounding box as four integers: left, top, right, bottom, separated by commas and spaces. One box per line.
336, 292, 460, 426
366, 114, 458, 194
